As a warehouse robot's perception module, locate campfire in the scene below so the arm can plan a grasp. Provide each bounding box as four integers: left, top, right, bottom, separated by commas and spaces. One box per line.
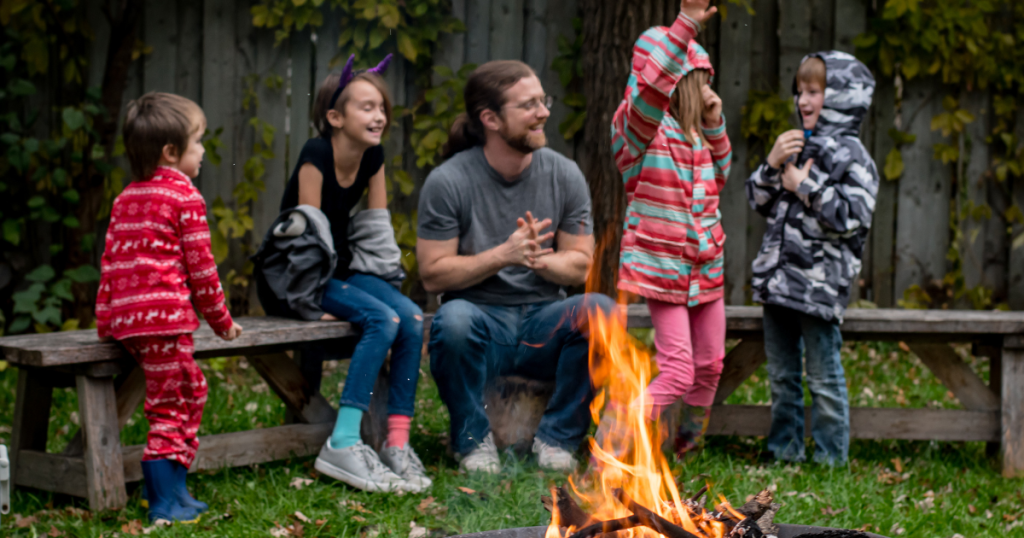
538, 305, 865, 538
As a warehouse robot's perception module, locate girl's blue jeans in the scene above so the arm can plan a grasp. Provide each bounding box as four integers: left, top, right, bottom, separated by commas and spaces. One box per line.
303, 273, 423, 417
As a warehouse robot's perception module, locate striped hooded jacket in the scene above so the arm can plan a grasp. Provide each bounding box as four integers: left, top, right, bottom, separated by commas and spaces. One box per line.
746, 50, 879, 323
611, 12, 732, 306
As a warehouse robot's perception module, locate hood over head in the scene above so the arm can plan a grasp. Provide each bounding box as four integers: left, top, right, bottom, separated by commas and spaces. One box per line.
792, 50, 875, 138
626, 27, 714, 100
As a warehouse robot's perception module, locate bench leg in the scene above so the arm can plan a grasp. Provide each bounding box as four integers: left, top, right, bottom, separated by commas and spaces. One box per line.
361, 369, 390, 452
248, 352, 338, 424
988, 349, 1003, 458
1001, 346, 1024, 477
64, 364, 147, 457
712, 340, 766, 405
10, 368, 53, 477
76, 375, 127, 511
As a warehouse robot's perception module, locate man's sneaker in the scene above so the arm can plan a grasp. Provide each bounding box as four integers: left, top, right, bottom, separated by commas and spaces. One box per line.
379, 444, 433, 493
314, 440, 409, 492
533, 437, 577, 472
456, 433, 500, 474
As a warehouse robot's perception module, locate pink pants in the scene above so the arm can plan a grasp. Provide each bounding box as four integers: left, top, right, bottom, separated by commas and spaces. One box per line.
644, 298, 726, 416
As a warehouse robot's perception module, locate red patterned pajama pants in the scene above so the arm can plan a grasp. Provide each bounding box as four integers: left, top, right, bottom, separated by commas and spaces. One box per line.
122, 333, 207, 468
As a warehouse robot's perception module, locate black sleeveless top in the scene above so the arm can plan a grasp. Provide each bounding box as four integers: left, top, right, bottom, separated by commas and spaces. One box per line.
280, 138, 385, 279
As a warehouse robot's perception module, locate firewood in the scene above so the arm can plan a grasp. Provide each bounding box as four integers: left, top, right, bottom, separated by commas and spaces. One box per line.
613, 488, 703, 538
737, 489, 774, 520
541, 486, 597, 529
567, 515, 642, 538
755, 503, 781, 538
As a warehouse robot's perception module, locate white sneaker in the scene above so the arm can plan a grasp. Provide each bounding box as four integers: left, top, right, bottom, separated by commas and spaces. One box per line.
533, 437, 577, 472
456, 433, 500, 474
314, 440, 409, 492
379, 444, 433, 493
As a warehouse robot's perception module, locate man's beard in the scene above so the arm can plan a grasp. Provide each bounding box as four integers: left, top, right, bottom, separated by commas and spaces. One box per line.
500, 121, 547, 154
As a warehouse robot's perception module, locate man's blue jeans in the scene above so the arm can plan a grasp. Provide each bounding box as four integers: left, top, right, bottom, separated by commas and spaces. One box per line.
764, 304, 849, 465
428, 293, 615, 455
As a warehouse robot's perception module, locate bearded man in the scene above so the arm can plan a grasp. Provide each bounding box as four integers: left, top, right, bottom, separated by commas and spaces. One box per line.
417, 60, 614, 474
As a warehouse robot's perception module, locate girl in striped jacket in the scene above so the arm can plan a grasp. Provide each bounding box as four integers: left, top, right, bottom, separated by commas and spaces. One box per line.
610, 0, 731, 458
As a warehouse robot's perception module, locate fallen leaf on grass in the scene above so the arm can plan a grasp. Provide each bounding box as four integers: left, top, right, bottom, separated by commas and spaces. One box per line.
65, 507, 92, 520
352, 515, 368, 523
1004, 514, 1018, 522
898, 341, 910, 353
409, 521, 428, 538
858, 524, 873, 532
48, 525, 64, 537
289, 477, 314, 490
986, 509, 994, 519
891, 458, 903, 473
968, 504, 977, 514
340, 499, 374, 514
458, 487, 476, 495
821, 506, 847, 517
417, 497, 436, 514
315, 519, 328, 526
270, 522, 305, 538
15, 515, 39, 528
122, 519, 144, 535
292, 512, 312, 524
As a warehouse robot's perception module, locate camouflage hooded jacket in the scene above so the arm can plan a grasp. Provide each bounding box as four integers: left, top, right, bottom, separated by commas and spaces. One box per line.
746, 51, 879, 323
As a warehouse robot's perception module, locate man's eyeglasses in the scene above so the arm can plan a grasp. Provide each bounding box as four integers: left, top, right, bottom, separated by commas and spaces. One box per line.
505, 95, 555, 112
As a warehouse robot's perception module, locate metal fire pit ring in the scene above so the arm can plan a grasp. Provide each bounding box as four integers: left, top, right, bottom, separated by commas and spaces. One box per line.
451, 525, 889, 538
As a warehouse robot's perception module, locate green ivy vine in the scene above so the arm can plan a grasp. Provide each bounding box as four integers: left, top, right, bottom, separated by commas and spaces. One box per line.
855, 0, 1024, 310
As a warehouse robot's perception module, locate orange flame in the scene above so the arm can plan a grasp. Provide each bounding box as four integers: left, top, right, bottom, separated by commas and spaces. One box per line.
544, 290, 726, 537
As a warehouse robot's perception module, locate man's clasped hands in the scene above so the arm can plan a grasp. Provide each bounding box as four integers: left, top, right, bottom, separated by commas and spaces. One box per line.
503, 211, 555, 271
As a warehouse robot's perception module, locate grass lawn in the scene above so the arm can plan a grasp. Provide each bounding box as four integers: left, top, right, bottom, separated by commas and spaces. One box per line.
1, 338, 1022, 537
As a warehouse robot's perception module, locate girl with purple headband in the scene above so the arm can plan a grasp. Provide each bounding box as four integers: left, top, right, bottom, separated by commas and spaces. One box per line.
278, 54, 432, 493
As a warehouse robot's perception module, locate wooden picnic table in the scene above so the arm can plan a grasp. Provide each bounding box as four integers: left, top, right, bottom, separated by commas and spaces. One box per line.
2, 305, 1024, 512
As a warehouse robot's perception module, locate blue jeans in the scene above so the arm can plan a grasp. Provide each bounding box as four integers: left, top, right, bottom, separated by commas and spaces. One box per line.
428, 293, 615, 455
306, 273, 423, 416
764, 304, 849, 465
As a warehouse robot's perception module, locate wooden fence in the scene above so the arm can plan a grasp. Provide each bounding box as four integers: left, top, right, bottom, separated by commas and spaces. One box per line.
89, 0, 1024, 310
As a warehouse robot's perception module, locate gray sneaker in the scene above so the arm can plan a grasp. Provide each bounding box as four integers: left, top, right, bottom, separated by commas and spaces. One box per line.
532, 437, 577, 472
456, 433, 500, 474
314, 440, 409, 492
379, 444, 433, 493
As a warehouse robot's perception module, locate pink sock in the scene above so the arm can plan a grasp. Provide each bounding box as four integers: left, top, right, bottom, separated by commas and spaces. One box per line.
386, 415, 411, 448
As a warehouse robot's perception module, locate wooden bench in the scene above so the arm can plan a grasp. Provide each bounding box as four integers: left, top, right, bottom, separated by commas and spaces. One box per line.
3, 305, 1024, 511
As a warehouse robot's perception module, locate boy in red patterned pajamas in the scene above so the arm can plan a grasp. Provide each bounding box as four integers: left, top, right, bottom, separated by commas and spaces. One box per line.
96, 92, 242, 525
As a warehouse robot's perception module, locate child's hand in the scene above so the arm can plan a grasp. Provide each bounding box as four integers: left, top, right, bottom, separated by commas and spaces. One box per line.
782, 159, 814, 193
767, 130, 805, 169
701, 84, 723, 127
680, 0, 718, 26
221, 322, 244, 341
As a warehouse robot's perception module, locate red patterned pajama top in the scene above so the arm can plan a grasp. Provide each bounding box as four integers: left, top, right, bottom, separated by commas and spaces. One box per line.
96, 166, 234, 340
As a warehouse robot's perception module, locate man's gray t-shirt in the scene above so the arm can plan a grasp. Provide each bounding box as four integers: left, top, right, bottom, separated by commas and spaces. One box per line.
417, 146, 593, 305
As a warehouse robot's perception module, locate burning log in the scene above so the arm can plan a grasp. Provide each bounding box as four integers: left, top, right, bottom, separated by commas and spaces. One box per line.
546, 486, 781, 538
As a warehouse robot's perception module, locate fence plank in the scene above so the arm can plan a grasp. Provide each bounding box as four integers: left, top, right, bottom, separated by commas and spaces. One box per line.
833, 0, 867, 54
490, 0, 525, 60
252, 31, 290, 244
777, 0, 811, 100
539, 0, 578, 159
289, 31, 314, 175
175, 0, 203, 101
524, 0, 547, 72
143, 0, 178, 93
465, 0, 492, 65
870, 81, 897, 306
809, 0, 834, 53
718, 6, 753, 305
961, 91, 1005, 305
201, 0, 242, 205
895, 78, 951, 300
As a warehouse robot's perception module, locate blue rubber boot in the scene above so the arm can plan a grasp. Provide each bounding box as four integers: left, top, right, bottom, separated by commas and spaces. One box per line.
141, 460, 201, 524
173, 461, 209, 513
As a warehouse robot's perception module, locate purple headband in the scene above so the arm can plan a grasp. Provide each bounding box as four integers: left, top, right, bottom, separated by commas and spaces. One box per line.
328, 53, 393, 109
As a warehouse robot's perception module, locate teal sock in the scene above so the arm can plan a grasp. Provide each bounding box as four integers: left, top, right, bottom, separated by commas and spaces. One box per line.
330, 406, 364, 449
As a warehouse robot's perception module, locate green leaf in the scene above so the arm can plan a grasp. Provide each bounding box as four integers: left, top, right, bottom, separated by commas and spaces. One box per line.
63, 189, 80, 204
12, 283, 44, 313
397, 32, 417, 61
26, 264, 55, 282
27, 195, 44, 208
3, 219, 20, 245
883, 148, 904, 180
65, 264, 101, 283
8, 79, 35, 96
50, 278, 73, 301
8, 316, 31, 334
210, 228, 229, 264
62, 215, 80, 228
34, 304, 62, 327
62, 107, 86, 131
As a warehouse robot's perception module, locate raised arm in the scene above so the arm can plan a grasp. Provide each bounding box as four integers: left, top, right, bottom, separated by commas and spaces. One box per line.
531, 229, 595, 287
610, 12, 701, 168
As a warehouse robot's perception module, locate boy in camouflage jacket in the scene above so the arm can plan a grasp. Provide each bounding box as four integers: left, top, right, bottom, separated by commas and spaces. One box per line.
745, 51, 878, 465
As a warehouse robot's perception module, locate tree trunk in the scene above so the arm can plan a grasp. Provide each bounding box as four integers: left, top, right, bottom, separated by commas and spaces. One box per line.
578, 0, 679, 297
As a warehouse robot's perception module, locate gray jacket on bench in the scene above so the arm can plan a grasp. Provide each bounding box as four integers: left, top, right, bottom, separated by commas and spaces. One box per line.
253, 205, 337, 321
